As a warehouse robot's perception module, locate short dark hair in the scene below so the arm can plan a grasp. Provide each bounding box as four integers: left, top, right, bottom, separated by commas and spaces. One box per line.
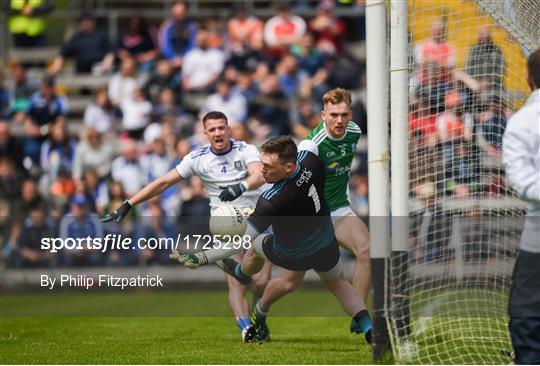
42, 75, 55, 87
528, 48, 540, 89
260, 135, 297, 164
202, 111, 228, 126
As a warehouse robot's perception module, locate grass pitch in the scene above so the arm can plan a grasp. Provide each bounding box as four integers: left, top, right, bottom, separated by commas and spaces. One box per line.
0, 289, 373, 364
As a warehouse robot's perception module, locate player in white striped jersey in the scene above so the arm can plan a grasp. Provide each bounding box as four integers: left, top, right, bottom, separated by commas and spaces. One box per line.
102, 111, 271, 342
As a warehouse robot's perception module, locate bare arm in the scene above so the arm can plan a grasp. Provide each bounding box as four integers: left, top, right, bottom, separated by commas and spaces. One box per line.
129, 168, 183, 206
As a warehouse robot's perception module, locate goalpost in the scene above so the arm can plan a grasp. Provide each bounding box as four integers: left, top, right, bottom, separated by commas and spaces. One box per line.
367, 0, 539, 363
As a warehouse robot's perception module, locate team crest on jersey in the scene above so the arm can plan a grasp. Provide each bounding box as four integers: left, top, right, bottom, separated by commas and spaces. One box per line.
234, 160, 244, 171
326, 150, 336, 158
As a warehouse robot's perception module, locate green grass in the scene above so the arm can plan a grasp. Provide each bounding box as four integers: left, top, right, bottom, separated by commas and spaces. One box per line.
0, 290, 373, 364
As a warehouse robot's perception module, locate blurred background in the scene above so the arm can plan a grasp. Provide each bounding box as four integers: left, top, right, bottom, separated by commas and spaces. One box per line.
0, 0, 530, 279
0, 0, 369, 273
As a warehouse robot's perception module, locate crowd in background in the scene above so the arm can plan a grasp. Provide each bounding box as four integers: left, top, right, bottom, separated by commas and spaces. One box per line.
0, 0, 369, 268
1, 1, 516, 268
409, 20, 508, 201
408, 20, 513, 262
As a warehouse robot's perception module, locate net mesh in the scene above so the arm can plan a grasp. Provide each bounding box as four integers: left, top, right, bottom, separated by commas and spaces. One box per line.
387, 0, 538, 363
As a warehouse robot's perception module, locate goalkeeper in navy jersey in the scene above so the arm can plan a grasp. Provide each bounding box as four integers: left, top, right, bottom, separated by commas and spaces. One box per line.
178, 136, 372, 344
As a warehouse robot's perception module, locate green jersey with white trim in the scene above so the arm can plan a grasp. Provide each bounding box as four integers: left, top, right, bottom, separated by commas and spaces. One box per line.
304, 121, 362, 211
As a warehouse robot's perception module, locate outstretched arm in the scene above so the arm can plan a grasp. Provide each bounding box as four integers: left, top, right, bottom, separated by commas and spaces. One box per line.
102, 169, 182, 222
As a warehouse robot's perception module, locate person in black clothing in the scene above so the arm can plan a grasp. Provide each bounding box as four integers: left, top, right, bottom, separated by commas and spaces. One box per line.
11, 205, 54, 267
175, 136, 373, 344
0, 121, 25, 172
49, 13, 114, 75
116, 16, 158, 72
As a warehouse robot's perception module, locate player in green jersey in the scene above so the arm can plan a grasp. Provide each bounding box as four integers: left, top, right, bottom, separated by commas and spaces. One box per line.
249, 88, 371, 340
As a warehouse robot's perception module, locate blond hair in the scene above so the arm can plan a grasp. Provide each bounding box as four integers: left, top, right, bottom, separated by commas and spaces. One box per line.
322, 88, 352, 107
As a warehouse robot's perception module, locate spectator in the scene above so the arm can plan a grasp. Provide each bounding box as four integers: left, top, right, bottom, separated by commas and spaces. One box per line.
13, 178, 41, 218
437, 90, 475, 197
59, 194, 103, 267
143, 59, 181, 105
478, 94, 507, 158
111, 139, 146, 196
101, 180, 137, 266
108, 56, 141, 107
466, 25, 505, 96
116, 16, 158, 73
290, 32, 326, 76
446, 138, 476, 199
152, 88, 182, 121
73, 128, 115, 180
413, 19, 456, 108
12, 205, 54, 267
4, 0, 53, 48
0, 73, 9, 119
350, 174, 369, 217
436, 89, 473, 144
236, 69, 259, 106
48, 167, 75, 206
181, 31, 225, 93
158, 0, 197, 69
39, 123, 76, 195
9, 63, 38, 123
248, 73, 290, 138
80, 168, 108, 215
263, 4, 306, 57
0, 157, 23, 263
139, 199, 175, 265
289, 97, 320, 139
178, 176, 210, 235
204, 17, 225, 49
409, 90, 438, 148
226, 4, 263, 71
141, 137, 172, 183
23, 77, 68, 165
201, 79, 247, 126
120, 88, 152, 140
276, 54, 309, 98
83, 88, 115, 135
0, 121, 25, 172
49, 13, 114, 75
0, 157, 23, 214
308, 0, 347, 55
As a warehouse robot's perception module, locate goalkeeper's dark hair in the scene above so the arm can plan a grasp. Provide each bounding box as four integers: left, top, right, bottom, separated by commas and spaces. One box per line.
528, 48, 540, 89
202, 111, 228, 126
260, 136, 298, 164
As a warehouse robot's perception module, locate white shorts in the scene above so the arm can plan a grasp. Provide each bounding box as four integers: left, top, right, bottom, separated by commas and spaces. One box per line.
331, 206, 357, 225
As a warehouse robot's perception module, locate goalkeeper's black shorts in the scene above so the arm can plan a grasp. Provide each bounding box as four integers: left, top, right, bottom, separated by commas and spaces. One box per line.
259, 234, 341, 274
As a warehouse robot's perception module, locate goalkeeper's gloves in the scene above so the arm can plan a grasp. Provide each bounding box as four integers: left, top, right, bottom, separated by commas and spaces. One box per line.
169, 248, 208, 269
101, 200, 132, 223
219, 182, 248, 202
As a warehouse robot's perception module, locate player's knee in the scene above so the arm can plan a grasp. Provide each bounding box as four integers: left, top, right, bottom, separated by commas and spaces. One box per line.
252, 274, 270, 290
228, 279, 247, 295
281, 279, 300, 294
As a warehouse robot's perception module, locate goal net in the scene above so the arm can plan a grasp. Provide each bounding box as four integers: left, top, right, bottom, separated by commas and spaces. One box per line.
387, 0, 538, 363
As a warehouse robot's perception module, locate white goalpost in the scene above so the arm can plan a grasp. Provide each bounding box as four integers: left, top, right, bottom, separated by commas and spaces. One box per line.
370, 0, 540, 363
